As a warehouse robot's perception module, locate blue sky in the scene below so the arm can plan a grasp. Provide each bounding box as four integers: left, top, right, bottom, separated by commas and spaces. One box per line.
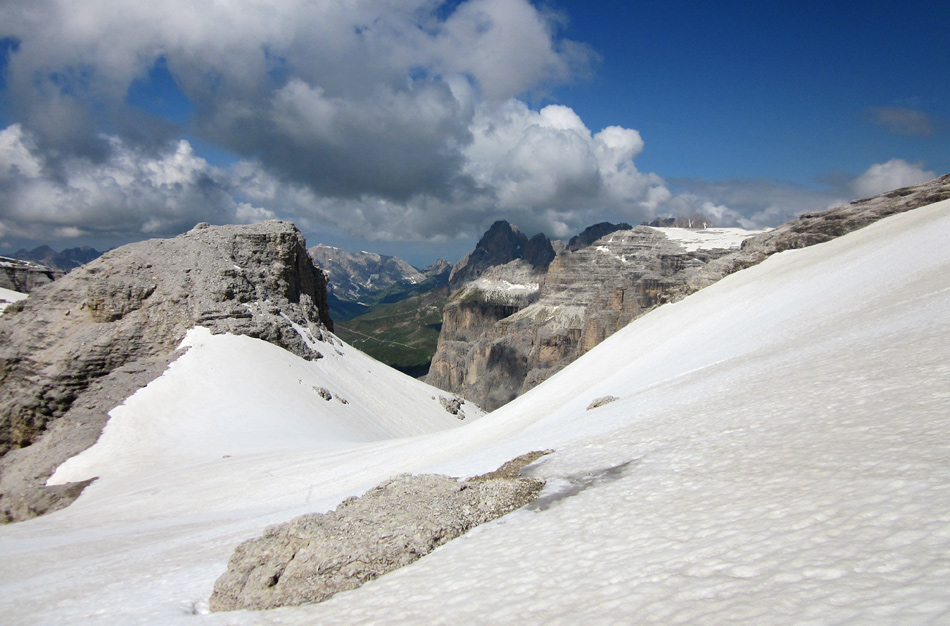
0, 0, 946, 266
551, 1, 948, 184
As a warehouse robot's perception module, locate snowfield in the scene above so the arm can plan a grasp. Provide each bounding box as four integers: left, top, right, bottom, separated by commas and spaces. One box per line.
0, 286, 27, 315
1, 199, 949, 625
651, 226, 771, 251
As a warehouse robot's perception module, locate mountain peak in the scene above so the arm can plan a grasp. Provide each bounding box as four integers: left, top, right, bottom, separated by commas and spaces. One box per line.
449, 221, 555, 288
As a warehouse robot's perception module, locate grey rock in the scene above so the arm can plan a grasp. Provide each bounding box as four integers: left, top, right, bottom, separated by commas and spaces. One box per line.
448, 220, 555, 289
0, 220, 332, 523
429, 226, 738, 410
686, 173, 950, 293
587, 396, 620, 410
209, 451, 551, 612
0, 256, 63, 293
421, 258, 452, 280
439, 395, 467, 419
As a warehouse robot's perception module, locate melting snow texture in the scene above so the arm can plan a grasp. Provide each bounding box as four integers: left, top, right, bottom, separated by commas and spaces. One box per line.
1, 200, 949, 625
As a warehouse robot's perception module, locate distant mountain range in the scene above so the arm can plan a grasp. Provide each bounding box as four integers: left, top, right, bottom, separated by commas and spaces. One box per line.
9, 246, 103, 273
308, 245, 452, 376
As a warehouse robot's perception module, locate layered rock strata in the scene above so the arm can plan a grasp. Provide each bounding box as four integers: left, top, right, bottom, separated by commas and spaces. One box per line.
210, 451, 550, 612
428, 227, 745, 410
0, 256, 63, 293
0, 220, 332, 522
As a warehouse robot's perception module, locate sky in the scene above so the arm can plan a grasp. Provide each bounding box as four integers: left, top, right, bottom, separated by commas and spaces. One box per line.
0, 0, 946, 267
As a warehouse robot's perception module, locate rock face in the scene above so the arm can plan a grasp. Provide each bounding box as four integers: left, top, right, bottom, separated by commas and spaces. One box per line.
428, 226, 744, 410
687, 173, 950, 291
449, 220, 555, 289
427, 173, 950, 412
0, 220, 332, 523
0, 256, 63, 293
209, 451, 549, 612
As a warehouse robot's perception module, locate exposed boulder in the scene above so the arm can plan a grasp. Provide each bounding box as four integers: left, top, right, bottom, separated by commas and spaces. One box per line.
209, 451, 550, 612
0, 220, 333, 523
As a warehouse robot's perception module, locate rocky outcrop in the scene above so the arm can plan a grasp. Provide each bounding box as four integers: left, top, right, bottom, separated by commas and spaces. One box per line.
686, 173, 950, 291
427, 173, 950, 412
0, 256, 63, 293
0, 220, 333, 523
209, 451, 550, 612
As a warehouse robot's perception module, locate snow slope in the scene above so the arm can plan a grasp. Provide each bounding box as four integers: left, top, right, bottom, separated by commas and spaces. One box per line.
1, 199, 949, 625
0, 286, 27, 314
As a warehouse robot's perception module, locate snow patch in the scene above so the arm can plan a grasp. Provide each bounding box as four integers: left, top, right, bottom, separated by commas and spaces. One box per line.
0, 286, 27, 314
651, 226, 770, 251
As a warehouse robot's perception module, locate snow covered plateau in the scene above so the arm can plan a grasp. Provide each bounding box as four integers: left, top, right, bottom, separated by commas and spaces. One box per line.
1, 199, 949, 625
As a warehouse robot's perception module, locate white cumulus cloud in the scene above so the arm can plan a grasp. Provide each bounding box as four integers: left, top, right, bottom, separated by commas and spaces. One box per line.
852, 159, 936, 198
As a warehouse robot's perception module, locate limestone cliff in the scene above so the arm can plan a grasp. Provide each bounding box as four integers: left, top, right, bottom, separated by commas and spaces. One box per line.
428, 226, 746, 410
0, 256, 63, 293
0, 220, 333, 522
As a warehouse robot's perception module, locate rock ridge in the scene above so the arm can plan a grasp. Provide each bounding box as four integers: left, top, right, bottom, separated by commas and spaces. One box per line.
0, 220, 333, 522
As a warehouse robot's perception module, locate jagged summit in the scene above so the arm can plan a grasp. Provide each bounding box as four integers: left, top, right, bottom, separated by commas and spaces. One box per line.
448, 221, 556, 289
